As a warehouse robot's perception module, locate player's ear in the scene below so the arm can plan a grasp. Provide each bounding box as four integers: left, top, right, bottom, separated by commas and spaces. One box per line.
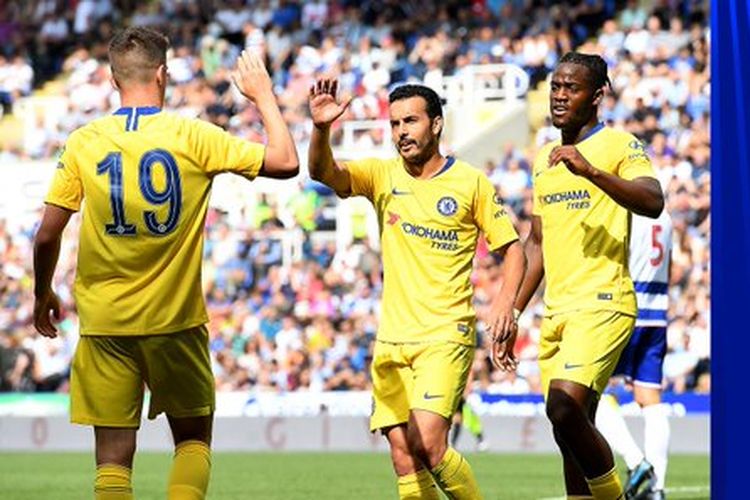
107, 64, 120, 91
432, 115, 443, 137
156, 64, 169, 87
592, 86, 604, 106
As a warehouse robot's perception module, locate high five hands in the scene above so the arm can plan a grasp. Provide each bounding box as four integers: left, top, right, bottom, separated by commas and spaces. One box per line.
309, 78, 353, 129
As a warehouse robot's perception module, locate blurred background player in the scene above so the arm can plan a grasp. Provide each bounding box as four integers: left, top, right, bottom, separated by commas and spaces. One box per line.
32, 27, 298, 500
596, 209, 674, 500
513, 52, 665, 500
307, 80, 526, 499
451, 397, 488, 452
451, 358, 489, 452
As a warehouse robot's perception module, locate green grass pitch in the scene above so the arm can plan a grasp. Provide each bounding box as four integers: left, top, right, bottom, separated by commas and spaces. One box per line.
0, 452, 709, 499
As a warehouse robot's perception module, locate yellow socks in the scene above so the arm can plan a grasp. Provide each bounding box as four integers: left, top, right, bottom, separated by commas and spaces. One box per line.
95, 464, 133, 500
168, 440, 212, 500
430, 447, 483, 499
397, 468, 440, 499
586, 466, 624, 500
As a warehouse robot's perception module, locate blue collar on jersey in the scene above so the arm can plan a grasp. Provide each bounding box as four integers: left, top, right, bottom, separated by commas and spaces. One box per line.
433, 156, 456, 178
578, 122, 605, 143
114, 106, 162, 132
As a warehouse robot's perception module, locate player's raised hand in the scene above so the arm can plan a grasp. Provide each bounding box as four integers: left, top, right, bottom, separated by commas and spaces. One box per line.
309, 78, 352, 129
548, 145, 596, 178
232, 50, 274, 104
33, 290, 62, 338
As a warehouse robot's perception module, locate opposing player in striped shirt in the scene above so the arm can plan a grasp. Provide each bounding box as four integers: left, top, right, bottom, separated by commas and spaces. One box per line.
596, 209, 674, 500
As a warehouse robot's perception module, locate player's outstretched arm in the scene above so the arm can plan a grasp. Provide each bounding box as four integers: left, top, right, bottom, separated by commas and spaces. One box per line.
232, 50, 299, 179
488, 239, 527, 371
548, 145, 664, 217
308, 78, 353, 197
33, 204, 74, 338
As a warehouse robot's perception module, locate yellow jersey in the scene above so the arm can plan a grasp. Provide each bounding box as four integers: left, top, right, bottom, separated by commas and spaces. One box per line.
532, 124, 657, 317
346, 156, 519, 345
46, 107, 265, 335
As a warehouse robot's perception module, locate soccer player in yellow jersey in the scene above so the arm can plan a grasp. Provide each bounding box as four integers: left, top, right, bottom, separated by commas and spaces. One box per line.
513, 52, 665, 500
308, 80, 527, 499
32, 27, 298, 500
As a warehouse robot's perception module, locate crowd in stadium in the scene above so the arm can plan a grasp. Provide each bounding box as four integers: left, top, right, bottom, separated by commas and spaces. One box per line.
1, 0, 709, 397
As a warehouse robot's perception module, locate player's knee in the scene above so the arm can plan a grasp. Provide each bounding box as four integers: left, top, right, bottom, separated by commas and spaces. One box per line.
406, 429, 446, 468
95, 429, 137, 467
634, 388, 661, 407
168, 415, 213, 447
545, 390, 584, 429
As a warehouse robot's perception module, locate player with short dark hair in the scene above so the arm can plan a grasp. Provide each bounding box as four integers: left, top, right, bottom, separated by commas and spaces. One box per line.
513, 52, 664, 499
388, 84, 444, 122
308, 80, 527, 499
32, 26, 298, 500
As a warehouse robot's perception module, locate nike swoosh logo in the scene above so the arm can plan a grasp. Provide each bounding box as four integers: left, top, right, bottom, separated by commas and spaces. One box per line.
392, 188, 412, 195
423, 392, 444, 400
564, 362, 584, 370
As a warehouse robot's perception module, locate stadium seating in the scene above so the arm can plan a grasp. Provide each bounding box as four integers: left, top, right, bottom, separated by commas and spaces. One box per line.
0, 0, 710, 398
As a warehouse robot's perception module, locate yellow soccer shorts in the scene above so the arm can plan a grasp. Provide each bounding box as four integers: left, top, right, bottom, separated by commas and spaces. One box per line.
70, 325, 215, 428
539, 309, 635, 398
370, 340, 474, 432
